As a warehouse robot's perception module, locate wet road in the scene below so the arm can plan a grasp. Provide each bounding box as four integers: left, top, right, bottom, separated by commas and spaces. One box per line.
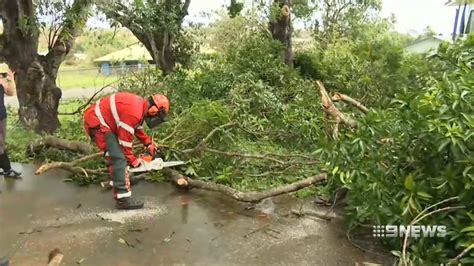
0, 165, 391, 265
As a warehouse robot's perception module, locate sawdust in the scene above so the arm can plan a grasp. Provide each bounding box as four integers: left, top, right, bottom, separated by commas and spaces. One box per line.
97, 204, 168, 224
33, 198, 168, 226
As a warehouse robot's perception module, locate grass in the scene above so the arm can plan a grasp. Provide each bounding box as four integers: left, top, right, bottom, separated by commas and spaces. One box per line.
5, 100, 88, 163
56, 68, 120, 90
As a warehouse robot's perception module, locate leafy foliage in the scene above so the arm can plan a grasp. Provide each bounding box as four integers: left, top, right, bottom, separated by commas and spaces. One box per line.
318, 37, 474, 264
9, 3, 473, 264
98, 0, 191, 74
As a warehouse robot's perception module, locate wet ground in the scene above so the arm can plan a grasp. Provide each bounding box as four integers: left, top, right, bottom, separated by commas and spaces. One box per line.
0, 165, 392, 265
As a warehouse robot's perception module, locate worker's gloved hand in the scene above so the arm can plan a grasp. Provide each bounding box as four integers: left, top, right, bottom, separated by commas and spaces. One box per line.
146, 142, 156, 156
130, 158, 143, 168
146, 142, 162, 158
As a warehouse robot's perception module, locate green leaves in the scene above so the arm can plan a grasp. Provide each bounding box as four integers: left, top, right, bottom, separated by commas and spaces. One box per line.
416, 191, 432, 199
404, 175, 414, 191
460, 226, 474, 233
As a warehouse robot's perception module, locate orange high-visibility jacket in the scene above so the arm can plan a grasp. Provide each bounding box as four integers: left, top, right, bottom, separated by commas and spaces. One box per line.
83, 92, 152, 165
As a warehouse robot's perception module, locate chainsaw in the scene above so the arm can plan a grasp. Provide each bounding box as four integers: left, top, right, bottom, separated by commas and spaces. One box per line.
127, 154, 185, 173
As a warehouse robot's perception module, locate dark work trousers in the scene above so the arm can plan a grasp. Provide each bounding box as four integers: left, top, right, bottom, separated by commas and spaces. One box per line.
89, 128, 131, 199
0, 118, 12, 172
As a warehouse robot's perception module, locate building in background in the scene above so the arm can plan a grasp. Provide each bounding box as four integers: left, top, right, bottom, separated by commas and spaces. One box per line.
93, 43, 153, 76
404, 36, 450, 55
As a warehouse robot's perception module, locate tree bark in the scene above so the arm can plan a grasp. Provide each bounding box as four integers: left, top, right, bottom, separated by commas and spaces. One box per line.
27, 136, 94, 156
269, 0, 294, 67
0, 0, 91, 133
163, 168, 327, 203
317, 81, 357, 128
15, 59, 62, 133
332, 93, 369, 114
143, 31, 176, 75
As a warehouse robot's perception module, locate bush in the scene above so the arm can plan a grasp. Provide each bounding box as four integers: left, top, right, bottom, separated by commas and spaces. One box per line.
319, 37, 474, 264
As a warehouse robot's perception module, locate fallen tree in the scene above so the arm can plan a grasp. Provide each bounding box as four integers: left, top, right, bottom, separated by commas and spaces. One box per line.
29, 80, 364, 203
31, 136, 327, 202
164, 168, 326, 202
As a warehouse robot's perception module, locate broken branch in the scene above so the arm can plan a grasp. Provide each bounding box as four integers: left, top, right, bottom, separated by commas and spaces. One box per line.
35, 162, 107, 176
316, 81, 357, 128
163, 168, 327, 203
58, 82, 117, 115
332, 92, 369, 114
291, 209, 340, 222
28, 136, 93, 155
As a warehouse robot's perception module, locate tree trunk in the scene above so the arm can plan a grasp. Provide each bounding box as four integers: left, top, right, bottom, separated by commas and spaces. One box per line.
0, 0, 91, 133
15, 58, 62, 133
269, 0, 294, 67
157, 31, 176, 75
100, 0, 190, 76
143, 32, 176, 75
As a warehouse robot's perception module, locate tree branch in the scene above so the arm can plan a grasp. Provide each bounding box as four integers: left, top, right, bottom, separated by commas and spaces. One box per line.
180, 0, 191, 19
163, 168, 327, 203
401, 196, 465, 266
58, 82, 117, 115
447, 244, 474, 265
181, 122, 238, 153
316, 80, 357, 128
46, 0, 92, 68
27, 136, 94, 155
201, 148, 285, 164
332, 93, 369, 114
35, 162, 106, 176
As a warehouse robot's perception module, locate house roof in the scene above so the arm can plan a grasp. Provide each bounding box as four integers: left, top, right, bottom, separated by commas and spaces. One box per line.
94, 43, 152, 63
404, 36, 450, 55
406, 36, 450, 47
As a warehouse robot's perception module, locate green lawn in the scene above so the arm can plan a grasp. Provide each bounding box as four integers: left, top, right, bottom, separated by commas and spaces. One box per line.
56, 68, 120, 90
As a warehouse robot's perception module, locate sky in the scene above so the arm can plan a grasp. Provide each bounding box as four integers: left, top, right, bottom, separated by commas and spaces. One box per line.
184, 0, 461, 37
88, 0, 466, 38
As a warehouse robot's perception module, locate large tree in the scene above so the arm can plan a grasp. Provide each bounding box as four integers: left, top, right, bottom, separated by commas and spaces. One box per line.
269, 0, 293, 66
99, 0, 191, 75
0, 0, 92, 133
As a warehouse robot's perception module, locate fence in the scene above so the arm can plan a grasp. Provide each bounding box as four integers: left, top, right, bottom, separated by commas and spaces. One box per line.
56, 64, 155, 90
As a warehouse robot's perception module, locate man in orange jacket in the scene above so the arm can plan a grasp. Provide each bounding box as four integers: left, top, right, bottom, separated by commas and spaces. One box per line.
83, 92, 169, 209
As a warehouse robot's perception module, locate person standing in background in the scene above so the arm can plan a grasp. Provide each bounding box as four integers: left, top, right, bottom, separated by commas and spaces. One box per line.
0, 65, 21, 178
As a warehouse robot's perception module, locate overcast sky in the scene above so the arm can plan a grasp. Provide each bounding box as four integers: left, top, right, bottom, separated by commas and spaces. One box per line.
89, 0, 464, 37
186, 0, 460, 36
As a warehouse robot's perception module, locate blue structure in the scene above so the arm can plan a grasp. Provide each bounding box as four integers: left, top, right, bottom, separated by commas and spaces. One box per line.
447, 0, 474, 41
100, 63, 111, 76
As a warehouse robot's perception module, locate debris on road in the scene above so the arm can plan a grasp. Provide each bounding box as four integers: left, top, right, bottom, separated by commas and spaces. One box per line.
118, 238, 135, 248
47, 248, 63, 266
163, 231, 175, 243
243, 224, 270, 238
